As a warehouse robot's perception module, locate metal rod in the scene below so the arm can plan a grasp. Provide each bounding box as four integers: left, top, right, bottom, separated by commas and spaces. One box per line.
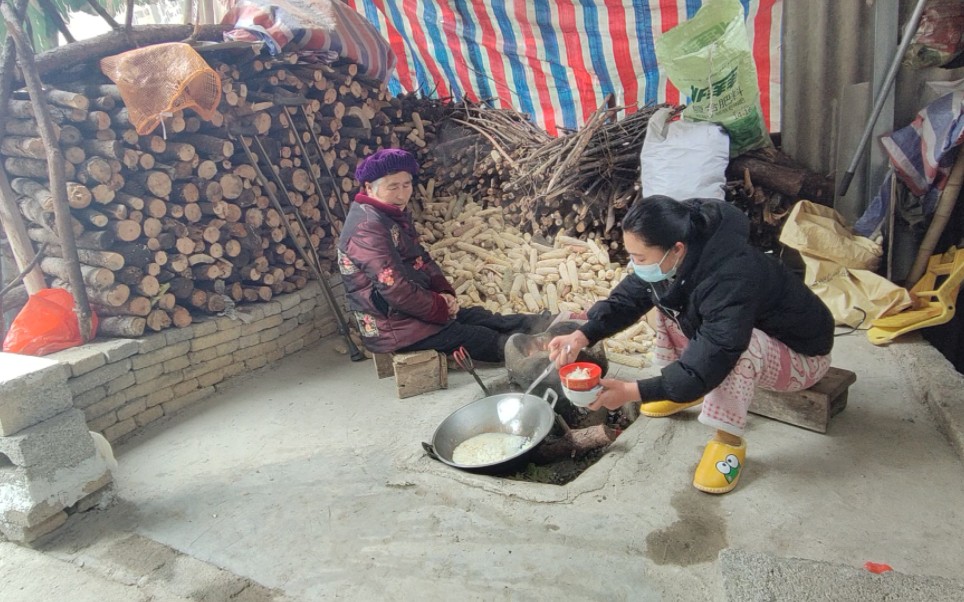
234, 133, 365, 362
299, 105, 350, 221
469, 372, 489, 396
283, 105, 342, 238
250, 136, 324, 276
244, 133, 364, 361
837, 0, 928, 197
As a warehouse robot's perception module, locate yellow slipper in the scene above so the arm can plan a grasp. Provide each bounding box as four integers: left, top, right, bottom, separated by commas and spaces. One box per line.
638, 398, 703, 417
693, 437, 746, 494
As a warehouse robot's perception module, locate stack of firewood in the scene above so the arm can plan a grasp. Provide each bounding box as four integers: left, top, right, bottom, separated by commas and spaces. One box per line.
725, 147, 835, 251
3, 49, 415, 336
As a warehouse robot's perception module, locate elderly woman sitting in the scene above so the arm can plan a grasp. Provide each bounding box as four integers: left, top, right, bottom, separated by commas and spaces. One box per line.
337, 149, 553, 362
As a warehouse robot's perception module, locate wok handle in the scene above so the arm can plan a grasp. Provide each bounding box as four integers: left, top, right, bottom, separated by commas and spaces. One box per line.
421, 441, 441, 461
542, 388, 559, 410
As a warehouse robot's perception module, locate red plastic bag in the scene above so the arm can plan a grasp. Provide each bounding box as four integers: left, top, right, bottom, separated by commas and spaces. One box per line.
3, 288, 98, 356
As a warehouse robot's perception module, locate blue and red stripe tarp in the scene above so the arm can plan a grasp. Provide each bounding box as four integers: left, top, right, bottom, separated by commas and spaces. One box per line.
341, 0, 782, 136
222, 0, 398, 81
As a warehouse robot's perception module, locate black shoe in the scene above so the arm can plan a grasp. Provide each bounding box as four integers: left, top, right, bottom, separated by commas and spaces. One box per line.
525, 310, 563, 335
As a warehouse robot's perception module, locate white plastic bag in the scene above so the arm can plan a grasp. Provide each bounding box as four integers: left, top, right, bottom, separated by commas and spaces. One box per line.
639, 107, 729, 200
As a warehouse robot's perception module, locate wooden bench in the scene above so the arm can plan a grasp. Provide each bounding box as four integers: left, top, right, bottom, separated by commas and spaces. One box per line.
373, 350, 448, 399
749, 367, 856, 433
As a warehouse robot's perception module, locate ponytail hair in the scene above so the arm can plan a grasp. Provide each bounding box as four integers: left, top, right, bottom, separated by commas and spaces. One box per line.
621, 195, 707, 250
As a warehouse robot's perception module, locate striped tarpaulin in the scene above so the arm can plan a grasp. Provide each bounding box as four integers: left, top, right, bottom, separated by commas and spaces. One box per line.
341, 0, 781, 136
222, 0, 397, 81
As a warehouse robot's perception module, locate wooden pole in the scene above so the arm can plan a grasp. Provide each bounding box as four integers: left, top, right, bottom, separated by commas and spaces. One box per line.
0, 0, 43, 294
85, 0, 121, 30
0, 171, 43, 292
0, 242, 45, 298
34, 0, 75, 43
906, 151, 964, 286
886, 174, 897, 282
29, 24, 227, 82
1, 1, 94, 341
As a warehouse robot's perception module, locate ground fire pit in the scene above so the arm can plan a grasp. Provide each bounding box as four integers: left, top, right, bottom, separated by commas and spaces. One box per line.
461, 376, 637, 486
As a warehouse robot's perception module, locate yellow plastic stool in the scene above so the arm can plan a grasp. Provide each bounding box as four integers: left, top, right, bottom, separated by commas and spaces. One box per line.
868, 247, 964, 345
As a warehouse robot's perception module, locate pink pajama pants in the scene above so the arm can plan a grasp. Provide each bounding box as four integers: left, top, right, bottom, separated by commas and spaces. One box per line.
652, 312, 831, 436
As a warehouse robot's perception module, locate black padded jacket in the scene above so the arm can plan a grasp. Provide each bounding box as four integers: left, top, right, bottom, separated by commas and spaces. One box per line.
579, 199, 834, 403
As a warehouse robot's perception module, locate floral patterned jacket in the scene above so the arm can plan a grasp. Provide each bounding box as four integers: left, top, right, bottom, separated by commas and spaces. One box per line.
337, 193, 455, 353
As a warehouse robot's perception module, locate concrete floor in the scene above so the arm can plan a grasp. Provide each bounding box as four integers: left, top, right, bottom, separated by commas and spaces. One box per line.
4, 331, 964, 600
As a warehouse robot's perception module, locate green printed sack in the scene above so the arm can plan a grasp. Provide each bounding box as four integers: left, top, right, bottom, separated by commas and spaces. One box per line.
654, 0, 771, 156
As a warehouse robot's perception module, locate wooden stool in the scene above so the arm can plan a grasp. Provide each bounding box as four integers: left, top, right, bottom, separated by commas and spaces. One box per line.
373, 350, 448, 399
373, 353, 394, 379
749, 367, 856, 433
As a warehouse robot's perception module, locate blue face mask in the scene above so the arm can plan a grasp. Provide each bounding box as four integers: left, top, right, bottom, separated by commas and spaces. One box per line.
629, 249, 677, 283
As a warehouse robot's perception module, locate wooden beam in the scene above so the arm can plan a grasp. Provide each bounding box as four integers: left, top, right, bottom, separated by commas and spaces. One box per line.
0, 170, 44, 292
0, 0, 43, 294
2, 1, 94, 340
30, 24, 228, 81
34, 0, 75, 43
0, 242, 44, 298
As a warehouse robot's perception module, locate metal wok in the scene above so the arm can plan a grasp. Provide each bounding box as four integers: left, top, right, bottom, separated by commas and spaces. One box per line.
422, 389, 559, 474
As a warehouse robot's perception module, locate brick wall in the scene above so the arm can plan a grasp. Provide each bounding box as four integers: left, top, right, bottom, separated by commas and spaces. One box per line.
47, 282, 338, 443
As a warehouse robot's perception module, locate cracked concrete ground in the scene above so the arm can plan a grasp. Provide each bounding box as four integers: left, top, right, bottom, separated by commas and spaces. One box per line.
3, 331, 964, 600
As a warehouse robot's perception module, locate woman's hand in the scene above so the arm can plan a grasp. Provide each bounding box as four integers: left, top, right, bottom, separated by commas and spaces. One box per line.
587, 379, 640, 411
548, 331, 590, 367
440, 293, 460, 318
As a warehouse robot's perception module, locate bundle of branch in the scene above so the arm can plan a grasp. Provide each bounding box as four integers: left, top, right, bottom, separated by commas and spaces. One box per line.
400, 98, 832, 262
431, 104, 547, 210
392, 98, 667, 252
2, 47, 415, 338
501, 102, 663, 246
413, 188, 654, 368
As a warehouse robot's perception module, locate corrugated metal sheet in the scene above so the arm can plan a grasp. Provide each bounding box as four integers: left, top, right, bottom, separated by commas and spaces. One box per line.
782, 0, 964, 197
782, 0, 964, 279
781, 1, 875, 177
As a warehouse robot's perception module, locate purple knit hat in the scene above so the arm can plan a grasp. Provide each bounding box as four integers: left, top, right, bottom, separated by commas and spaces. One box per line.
355, 148, 419, 185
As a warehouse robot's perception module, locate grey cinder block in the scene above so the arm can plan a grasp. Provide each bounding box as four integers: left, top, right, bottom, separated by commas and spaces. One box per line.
0, 409, 111, 542
0, 408, 97, 468
0, 353, 72, 436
